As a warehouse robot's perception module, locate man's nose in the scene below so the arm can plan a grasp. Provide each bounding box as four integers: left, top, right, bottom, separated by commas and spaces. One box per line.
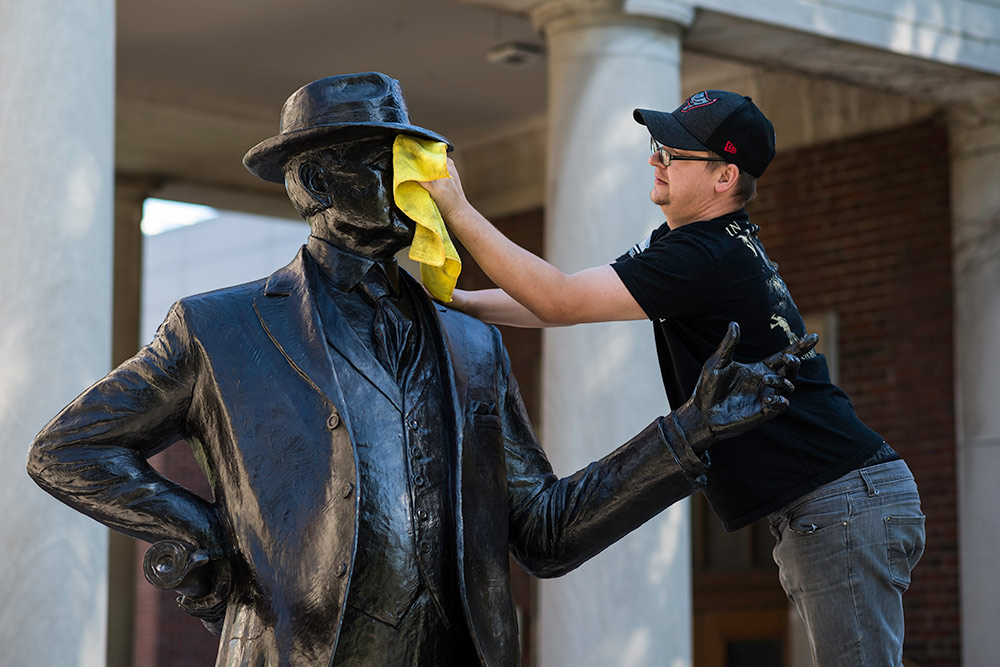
648, 152, 662, 169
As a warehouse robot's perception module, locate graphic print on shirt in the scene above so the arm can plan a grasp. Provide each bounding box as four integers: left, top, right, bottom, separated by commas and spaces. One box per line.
623, 231, 663, 321
766, 279, 818, 360
770, 314, 796, 344
724, 221, 758, 258
770, 313, 818, 360
726, 220, 817, 361
764, 273, 792, 309
626, 232, 653, 259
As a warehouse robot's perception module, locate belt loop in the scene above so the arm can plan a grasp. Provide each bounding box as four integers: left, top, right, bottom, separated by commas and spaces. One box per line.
859, 468, 879, 497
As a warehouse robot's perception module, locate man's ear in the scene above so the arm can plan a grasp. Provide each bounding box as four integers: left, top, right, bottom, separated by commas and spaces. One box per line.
714, 163, 741, 195
299, 161, 333, 208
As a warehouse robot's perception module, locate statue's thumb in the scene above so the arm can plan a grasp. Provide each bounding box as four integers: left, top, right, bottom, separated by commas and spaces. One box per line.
716, 322, 740, 367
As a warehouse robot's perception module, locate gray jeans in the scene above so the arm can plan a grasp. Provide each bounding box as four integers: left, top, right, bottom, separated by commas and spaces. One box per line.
768, 459, 925, 666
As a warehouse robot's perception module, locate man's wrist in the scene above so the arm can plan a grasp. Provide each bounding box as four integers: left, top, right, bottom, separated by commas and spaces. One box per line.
448, 288, 468, 310
437, 196, 471, 229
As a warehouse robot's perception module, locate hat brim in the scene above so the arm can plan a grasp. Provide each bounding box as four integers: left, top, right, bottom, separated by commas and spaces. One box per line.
633, 109, 710, 153
243, 122, 454, 183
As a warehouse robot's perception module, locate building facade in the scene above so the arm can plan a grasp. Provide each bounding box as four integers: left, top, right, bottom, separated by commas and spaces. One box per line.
2, 1, 998, 665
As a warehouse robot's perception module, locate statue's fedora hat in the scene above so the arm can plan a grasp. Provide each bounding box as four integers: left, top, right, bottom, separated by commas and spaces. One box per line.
244, 72, 452, 183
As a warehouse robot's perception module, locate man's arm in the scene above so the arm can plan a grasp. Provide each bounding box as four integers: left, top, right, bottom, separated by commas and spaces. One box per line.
422, 159, 645, 325
450, 288, 549, 327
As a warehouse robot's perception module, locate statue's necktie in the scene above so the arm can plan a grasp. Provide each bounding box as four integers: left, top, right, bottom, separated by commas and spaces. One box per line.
359, 271, 412, 381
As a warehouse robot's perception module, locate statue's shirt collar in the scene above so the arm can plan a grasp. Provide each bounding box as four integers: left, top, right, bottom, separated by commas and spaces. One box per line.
306, 235, 401, 296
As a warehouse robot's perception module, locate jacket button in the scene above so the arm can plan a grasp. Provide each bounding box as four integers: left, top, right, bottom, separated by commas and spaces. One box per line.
416, 509, 429, 521
342, 482, 354, 499
335, 562, 347, 578
327, 413, 341, 430
413, 474, 426, 488
407, 418, 418, 430
410, 447, 423, 459
419, 541, 430, 554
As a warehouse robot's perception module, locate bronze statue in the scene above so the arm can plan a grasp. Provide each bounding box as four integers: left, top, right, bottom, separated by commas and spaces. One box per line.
26, 72, 814, 666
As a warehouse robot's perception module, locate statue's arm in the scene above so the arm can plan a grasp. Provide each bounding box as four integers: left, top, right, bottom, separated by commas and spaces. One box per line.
26, 302, 225, 559
505, 323, 813, 578
503, 378, 708, 579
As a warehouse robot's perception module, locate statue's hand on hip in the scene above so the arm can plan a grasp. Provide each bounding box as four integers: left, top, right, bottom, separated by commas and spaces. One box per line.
144, 539, 232, 635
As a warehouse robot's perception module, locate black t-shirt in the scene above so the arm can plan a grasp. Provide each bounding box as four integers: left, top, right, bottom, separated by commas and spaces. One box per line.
612, 209, 885, 531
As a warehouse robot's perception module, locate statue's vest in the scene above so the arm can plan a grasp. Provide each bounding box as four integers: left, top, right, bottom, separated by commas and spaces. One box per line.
315, 284, 458, 628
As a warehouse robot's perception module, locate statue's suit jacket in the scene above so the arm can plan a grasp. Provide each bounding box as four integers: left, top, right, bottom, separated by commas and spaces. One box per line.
28, 246, 709, 667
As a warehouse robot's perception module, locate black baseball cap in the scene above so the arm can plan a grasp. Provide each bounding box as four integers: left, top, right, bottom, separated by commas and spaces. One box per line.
634, 90, 776, 178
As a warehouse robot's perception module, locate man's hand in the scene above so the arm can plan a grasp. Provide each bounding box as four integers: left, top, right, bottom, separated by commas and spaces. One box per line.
418, 157, 469, 220
673, 322, 819, 453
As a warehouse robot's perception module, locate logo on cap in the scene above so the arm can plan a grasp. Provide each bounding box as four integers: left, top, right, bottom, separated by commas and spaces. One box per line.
724, 141, 737, 154
680, 91, 717, 113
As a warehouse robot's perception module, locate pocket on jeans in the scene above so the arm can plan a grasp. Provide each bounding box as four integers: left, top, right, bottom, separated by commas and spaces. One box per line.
786, 493, 848, 536
885, 515, 926, 590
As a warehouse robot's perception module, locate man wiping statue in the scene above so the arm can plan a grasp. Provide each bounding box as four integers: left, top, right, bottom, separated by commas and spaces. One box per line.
26, 72, 816, 666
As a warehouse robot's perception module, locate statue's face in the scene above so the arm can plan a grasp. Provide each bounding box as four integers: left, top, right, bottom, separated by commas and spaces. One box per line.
286, 131, 415, 259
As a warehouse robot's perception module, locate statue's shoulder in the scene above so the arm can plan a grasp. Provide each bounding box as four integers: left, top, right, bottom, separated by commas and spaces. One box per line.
435, 302, 496, 332
176, 278, 267, 309
435, 303, 504, 355
173, 248, 308, 318
169, 278, 269, 330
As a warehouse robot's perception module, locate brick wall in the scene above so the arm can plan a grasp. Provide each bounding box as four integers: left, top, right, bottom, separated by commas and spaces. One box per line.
752, 115, 958, 666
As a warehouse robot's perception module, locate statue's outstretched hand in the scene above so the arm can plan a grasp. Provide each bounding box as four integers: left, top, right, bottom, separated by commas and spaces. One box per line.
673, 322, 819, 453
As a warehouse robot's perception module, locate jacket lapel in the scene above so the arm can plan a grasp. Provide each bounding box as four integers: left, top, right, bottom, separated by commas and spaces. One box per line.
313, 281, 403, 411
434, 304, 469, 437
253, 247, 339, 407
429, 295, 470, 571
409, 271, 467, 444
254, 246, 402, 412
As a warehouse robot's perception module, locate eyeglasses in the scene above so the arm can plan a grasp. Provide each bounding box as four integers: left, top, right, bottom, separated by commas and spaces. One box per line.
650, 138, 727, 168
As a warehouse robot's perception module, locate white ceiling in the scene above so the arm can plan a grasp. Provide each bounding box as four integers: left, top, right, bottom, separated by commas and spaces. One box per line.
118, 0, 549, 134
116, 0, 548, 197
116, 0, 1000, 206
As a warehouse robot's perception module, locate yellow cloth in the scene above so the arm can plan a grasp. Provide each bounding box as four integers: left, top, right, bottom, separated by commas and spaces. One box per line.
392, 135, 461, 303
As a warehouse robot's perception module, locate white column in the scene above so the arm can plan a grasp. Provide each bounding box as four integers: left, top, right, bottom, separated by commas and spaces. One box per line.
950, 106, 1000, 667
0, 2, 115, 666
532, 2, 693, 666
